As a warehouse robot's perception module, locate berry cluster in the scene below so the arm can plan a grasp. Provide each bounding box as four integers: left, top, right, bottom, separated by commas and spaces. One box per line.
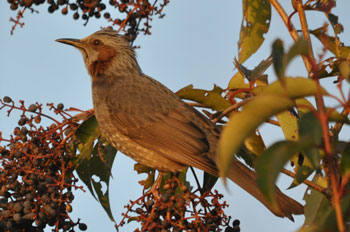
7, 0, 170, 43
116, 173, 240, 231
0, 97, 88, 232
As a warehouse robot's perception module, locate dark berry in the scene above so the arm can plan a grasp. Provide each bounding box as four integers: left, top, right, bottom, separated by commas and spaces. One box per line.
73, 12, 79, 19
28, 104, 38, 112
3, 96, 12, 103
79, 223, 87, 231
20, 127, 28, 135
232, 219, 240, 226
10, 2, 18, 10
48, 5, 55, 13
18, 118, 26, 126
103, 12, 110, 19
70, 3, 77, 10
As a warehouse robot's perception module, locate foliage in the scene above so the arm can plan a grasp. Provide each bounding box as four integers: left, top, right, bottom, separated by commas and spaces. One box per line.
2, 0, 350, 232
5, 0, 169, 43
0, 98, 89, 231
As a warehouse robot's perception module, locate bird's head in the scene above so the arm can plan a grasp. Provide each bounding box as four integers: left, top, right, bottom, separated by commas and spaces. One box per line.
56, 30, 141, 78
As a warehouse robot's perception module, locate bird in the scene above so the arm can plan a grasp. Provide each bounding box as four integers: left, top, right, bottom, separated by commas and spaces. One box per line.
56, 29, 304, 220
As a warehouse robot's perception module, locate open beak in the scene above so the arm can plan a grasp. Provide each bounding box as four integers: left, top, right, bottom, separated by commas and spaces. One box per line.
55, 38, 85, 50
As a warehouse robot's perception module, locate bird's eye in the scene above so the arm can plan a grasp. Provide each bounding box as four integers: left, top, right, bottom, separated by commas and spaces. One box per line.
93, 39, 101, 46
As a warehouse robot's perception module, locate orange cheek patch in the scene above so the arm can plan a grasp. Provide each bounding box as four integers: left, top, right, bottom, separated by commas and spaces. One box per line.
97, 46, 116, 61
88, 46, 117, 77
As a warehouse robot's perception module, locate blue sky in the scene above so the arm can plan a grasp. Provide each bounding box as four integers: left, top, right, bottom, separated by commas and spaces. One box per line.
1, 1, 350, 231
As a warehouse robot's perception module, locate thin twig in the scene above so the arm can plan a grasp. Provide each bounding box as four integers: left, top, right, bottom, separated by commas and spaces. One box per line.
212, 99, 252, 123
281, 169, 327, 195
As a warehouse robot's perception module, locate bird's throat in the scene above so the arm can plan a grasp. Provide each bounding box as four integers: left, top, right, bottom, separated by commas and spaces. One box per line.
88, 60, 109, 78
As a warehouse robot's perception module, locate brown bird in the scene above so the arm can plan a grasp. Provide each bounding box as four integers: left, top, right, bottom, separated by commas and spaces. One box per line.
56, 30, 303, 220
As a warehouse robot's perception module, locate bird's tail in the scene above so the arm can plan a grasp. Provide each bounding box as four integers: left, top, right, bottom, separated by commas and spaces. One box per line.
228, 159, 304, 221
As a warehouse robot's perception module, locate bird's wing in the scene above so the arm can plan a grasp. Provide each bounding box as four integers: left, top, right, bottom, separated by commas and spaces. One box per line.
104, 75, 218, 171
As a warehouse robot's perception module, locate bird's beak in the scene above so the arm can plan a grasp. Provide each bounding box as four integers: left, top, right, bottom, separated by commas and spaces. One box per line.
55, 38, 85, 50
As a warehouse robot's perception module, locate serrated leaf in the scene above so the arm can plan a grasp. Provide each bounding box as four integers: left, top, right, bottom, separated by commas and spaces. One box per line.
75, 116, 100, 161
176, 85, 231, 111
75, 116, 99, 144
76, 141, 117, 222
134, 163, 155, 189
311, 26, 350, 58
255, 139, 313, 206
238, 0, 271, 63
217, 94, 295, 178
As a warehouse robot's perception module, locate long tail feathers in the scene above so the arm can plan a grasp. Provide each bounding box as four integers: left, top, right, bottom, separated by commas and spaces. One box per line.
228, 159, 304, 221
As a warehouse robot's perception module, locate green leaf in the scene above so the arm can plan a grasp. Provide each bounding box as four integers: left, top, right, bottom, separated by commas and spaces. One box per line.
303, 182, 328, 226
255, 139, 313, 206
75, 116, 100, 161
299, 112, 322, 169
299, 112, 322, 145
272, 39, 285, 81
134, 163, 155, 189
217, 94, 294, 178
238, 0, 271, 63
293, 165, 315, 187
301, 177, 350, 232
285, 39, 309, 64
75, 116, 99, 144
310, 26, 350, 58
272, 39, 308, 83
308, 194, 350, 231
76, 141, 117, 222
254, 77, 329, 97
75, 116, 118, 222
288, 154, 317, 189
75, 116, 101, 197
275, 110, 313, 188
341, 143, 350, 176
218, 78, 329, 178
176, 85, 231, 111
